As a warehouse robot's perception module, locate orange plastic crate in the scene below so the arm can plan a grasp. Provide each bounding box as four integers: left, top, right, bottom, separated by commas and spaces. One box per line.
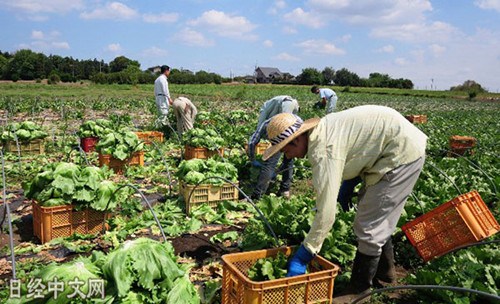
448, 135, 477, 156
32, 201, 109, 244
402, 190, 499, 262
180, 181, 239, 214
184, 145, 224, 160
135, 131, 164, 145
222, 247, 340, 304
244, 142, 271, 156
405, 115, 427, 124
4, 139, 45, 155
98, 150, 144, 174
80, 137, 99, 153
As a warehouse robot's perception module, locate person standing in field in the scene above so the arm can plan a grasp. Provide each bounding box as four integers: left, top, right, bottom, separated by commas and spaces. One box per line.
262, 105, 427, 300
311, 85, 338, 114
171, 96, 197, 137
154, 65, 172, 126
247, 95, 300, 200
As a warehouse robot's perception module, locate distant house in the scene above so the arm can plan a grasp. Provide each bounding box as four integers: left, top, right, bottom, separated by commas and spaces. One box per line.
255, 67, 282, 83
147, 66, 161, 74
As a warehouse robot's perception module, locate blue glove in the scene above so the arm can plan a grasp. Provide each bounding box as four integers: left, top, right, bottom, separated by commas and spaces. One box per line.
287, 245, 315, 277
251, 160, 263, 168
338, 176, 362, 211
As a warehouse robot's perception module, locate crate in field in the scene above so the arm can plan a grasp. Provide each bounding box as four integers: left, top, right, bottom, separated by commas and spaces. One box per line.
448, 135, 477, 157
4, 139, 45, 155
180, 181, 238, 214
244, 142, 271, 156
80, 137, 99, 153
98, 150, 144, 174
184, 145, 224, 160
134, 131, 164, 145
32, 201, 110, 244
222, 246, 340, 304
405, 114, 427, 124
402, 190, 499, 262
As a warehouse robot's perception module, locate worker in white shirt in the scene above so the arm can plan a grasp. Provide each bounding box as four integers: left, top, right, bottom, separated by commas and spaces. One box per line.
154, 65, 172, 126
262, 105, 427, 299
171, 97, 198, 137
311, 85, 338, 114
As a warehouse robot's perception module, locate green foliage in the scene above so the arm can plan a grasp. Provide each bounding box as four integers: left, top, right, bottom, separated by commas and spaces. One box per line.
176, 158, 238, 185
76, 119, 113, 138
183, 127, 225, 150
95, 128, 144, 160
1, 121, 48, 142
248, 251, 288, 281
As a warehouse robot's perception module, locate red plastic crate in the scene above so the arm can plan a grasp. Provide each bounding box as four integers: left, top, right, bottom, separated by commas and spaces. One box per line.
402, 190, 499, 262
448, 135, 476, 156
80, 137, 99, 153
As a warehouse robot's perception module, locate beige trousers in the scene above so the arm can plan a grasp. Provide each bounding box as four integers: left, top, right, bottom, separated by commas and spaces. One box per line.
172, 97, 197, 137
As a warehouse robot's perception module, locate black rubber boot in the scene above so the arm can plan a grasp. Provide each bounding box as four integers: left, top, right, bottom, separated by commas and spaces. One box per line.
374, 238, 396, 284
350, 250, 380, 295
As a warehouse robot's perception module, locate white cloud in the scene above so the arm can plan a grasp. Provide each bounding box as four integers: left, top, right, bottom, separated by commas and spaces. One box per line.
371, 21, 459, 43
51, 42, 70, 49
283, 8, 325, 29
376, 45, 394, 53
143, 13, 179, 23
282, 26, 298, 34
80, 2, 138, 20
394, 58, 408, 66
188, 10, 258, 40
296, 39, 345, 55
31, 30, 44, 39
0, 0, 84, 14
263, 40, 273, 47
341, 34, 352, 42
475, 0, 500, 12
173, 28, 215, 47
429, 44, 446, 56
106, 43, 122, 53
273, 52, 300, 61
268, 0, 286, 15
141, 46, 168, 57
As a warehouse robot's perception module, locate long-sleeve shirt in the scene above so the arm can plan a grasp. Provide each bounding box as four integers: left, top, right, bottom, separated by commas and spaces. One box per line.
256, 95, 299, 129
154, 74, 170, 99
248, 119, 270, 160
319, 88, 337, 114
303, 105, 427, 254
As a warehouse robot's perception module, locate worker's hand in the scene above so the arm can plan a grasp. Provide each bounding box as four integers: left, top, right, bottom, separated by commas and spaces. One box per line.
337, 176, 362, 211
286, 245, 314, 277
313, 101, 325, 109
251, 160, 263, 168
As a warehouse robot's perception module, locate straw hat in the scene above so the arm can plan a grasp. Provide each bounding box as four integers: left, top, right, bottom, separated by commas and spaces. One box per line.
262, 113, 320, 161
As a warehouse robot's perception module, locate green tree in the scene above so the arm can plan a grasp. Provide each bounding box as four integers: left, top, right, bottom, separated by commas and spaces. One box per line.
5, 49, 39, 80
109, 56, 140, 73
296, 67, 323, 85
335, 68, 362, 87
322, 67, 335, 85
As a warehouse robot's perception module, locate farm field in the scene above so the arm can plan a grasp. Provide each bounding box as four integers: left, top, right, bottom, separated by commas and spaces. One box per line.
0, 82, 499, 304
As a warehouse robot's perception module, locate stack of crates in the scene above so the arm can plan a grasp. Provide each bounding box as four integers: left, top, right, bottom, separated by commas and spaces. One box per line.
448, 135, 476, 157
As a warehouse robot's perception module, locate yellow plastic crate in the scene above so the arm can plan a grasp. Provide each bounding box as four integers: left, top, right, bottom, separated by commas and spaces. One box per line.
135, 131, 164, 145
184, 145, 224, 160
222, 246, 340, 304
4, 139, 45, 155
180, 181, 239, 214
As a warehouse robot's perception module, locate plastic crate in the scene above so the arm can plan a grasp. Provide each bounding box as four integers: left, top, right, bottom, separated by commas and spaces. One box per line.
4, 139, 45, 155
32, 201, 110, 244
135, 131, 164, 145
244, 142, 271, 156
80, 137, 99, 153
402, 190, 499, 262
184, 145, 224, 160
448, 135, 477, 156
405, 115, 427, 124
180, 181, 239, 214
98, 150, 144, 174
222, 246, 340, 304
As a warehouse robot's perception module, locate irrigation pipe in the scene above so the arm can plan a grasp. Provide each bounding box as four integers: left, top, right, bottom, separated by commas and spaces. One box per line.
444, 149, 498, 195
424, 161, 462, 195
0, 151, 17, 279
106, 183, 167, 242
350, 284, 500, 304
186, 176, 280, 246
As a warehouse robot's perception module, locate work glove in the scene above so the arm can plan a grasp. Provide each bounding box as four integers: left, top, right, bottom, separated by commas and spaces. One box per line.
313, 101, 325, 109
287, 245, 314, 277
251, 160, 263, 168
338, 176, 362, 212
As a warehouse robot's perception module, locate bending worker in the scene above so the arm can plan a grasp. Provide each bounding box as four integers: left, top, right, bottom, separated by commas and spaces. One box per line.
262, 105, 427, 299
171, 96, 197, 137
311, 85, 338, 114
248, 95, 299, 200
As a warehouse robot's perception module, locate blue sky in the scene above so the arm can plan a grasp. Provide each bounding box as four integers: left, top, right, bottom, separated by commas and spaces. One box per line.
1, 0, 499, 91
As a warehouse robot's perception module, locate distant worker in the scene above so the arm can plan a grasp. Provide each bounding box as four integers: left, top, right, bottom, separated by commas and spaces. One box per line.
311, 85, 338, 114
171, 96, 198, 137
248, 95, 300, 200
154, 65, 173, 126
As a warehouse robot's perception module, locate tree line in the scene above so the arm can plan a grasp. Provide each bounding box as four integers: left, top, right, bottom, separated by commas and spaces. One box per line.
2, 49, 483, 91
